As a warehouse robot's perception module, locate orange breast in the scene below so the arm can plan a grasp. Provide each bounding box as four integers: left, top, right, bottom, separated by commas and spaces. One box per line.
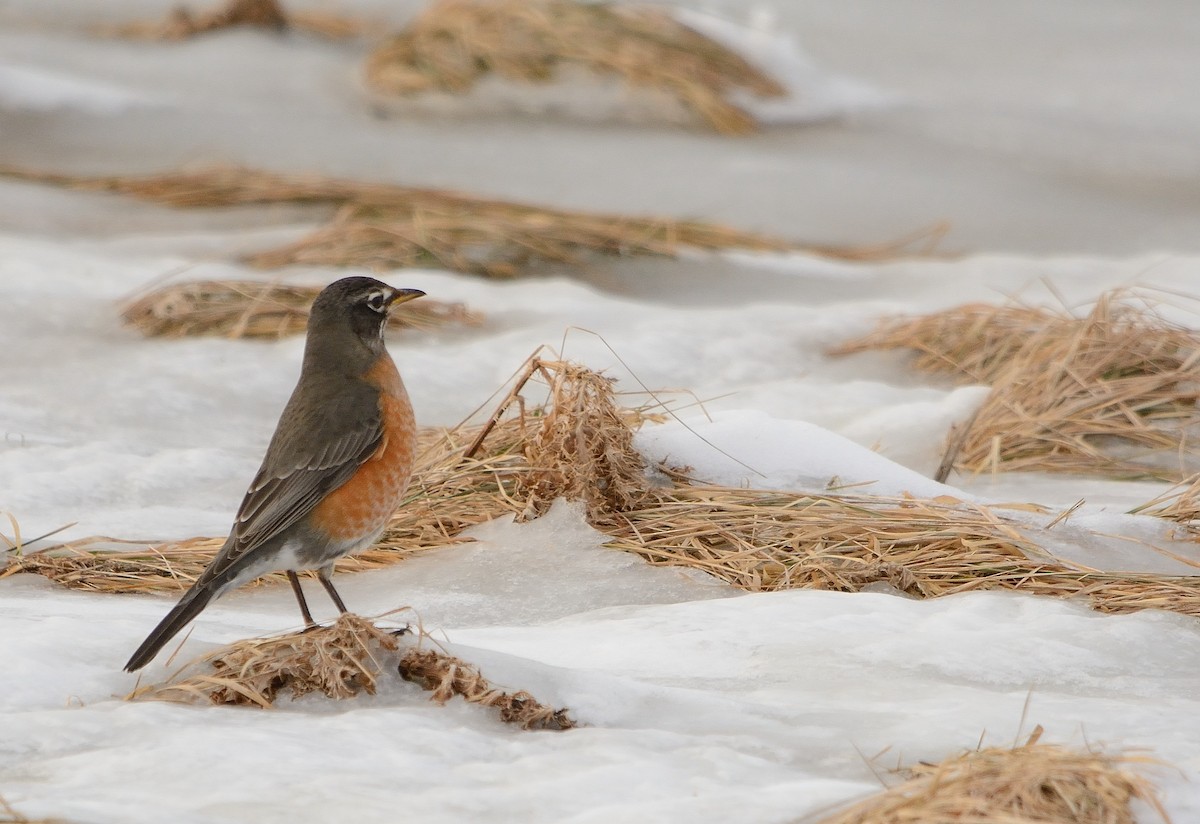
309, 355, 417, 544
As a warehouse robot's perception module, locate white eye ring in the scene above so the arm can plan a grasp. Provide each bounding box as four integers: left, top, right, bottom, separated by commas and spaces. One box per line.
365, 289, 389, 313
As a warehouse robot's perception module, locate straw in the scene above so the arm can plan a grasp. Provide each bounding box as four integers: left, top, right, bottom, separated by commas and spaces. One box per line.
816, 727, 1167, 824
365, 0, 785, 135
1130, 474, 1200, 529
0, 165, 874, 277
98, 0, 363, 40
129, 613, 576, 726
831, 291, 1200, 479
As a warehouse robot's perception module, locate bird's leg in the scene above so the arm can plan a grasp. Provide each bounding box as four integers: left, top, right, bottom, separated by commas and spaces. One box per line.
316, 568, 349, 614
286, 570, 318, 628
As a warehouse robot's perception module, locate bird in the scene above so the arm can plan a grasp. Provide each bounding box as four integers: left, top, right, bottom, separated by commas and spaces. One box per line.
125, 276, 424, 672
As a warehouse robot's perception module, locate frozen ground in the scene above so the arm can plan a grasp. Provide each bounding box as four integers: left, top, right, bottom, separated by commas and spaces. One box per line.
2, 3, 1200, 822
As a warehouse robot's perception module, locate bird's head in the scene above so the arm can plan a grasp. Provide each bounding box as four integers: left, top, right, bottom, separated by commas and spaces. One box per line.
309, 276, 424, 344
305, 276, 425, 369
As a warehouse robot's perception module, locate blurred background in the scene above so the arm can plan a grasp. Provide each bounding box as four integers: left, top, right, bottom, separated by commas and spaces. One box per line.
1, 0, 1197, 256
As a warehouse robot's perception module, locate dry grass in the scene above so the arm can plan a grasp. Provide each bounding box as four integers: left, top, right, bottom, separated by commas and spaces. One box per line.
0, 163, 947, 268
488, 358, 652, 522
831, 291, 1200, 480
12, 355, 1200, 622
815, 728, 1166, 824
99, 0, 364, 40
121, 279, 482, 339
129, 614, 575, 727
607, 485, 1200, 618
829, 302, 1072, 385
129, 613, 402, 705
1131, 474, 1200, 529
240, 200, 801, 278
365, 0, 785, 136
2, 164, 898, 278
399, 647, 575, 729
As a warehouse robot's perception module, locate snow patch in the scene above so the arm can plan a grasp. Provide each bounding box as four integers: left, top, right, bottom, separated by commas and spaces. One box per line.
0, 62, 167, 114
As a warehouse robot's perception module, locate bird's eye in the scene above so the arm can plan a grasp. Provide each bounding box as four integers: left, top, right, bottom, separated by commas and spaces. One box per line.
365, 290, 388, 313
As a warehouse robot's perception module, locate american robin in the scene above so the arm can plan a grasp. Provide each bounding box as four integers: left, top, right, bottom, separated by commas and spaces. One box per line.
125, 276, 424, 672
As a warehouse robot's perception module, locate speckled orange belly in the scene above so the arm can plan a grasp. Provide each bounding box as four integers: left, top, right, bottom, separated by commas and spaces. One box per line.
309, 355, 417, 546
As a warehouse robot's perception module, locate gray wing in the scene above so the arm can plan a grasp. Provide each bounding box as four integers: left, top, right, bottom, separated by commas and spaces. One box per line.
201, 376, 383, 583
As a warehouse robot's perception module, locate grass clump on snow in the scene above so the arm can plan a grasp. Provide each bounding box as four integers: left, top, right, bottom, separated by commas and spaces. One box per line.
816, 728, 1166, 824
364, 0, 785, 136
129, 614, 576, 727
831, 290, 1200, 480
12, 354, 1200, 623
0, 165, 855, 278
398, 647, 575, 729
122, 279, 482, 339
99, 0, 362, 40
604, 485, 1200, 618
129, 613, 401, 705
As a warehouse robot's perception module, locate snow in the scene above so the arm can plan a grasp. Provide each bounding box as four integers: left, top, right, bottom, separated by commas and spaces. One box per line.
0, 62, 165, 114
674, 7, 899, 125
634, 409, 966, 498
2, 2, 1200, 822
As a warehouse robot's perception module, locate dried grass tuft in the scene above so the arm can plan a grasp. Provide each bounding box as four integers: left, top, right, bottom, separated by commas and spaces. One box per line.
831, 291, 1200, 479
829, 302, 1070, 385
607, 486, 1200, 618
0, 165, 809, 277
129, 614, 576, 726
98, 0, 363, 41
0, 165, 936, 277
241, 200, 799, 278
816, 728, 1166, 824
129, 613, 402, 706
480, 358, 651, 522
399, 647, 575, 729
121, 279, 482, 339
365, 0, 784, 135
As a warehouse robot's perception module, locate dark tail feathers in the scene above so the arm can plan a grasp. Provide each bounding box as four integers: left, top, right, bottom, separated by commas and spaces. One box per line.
124, 582, 219, 672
